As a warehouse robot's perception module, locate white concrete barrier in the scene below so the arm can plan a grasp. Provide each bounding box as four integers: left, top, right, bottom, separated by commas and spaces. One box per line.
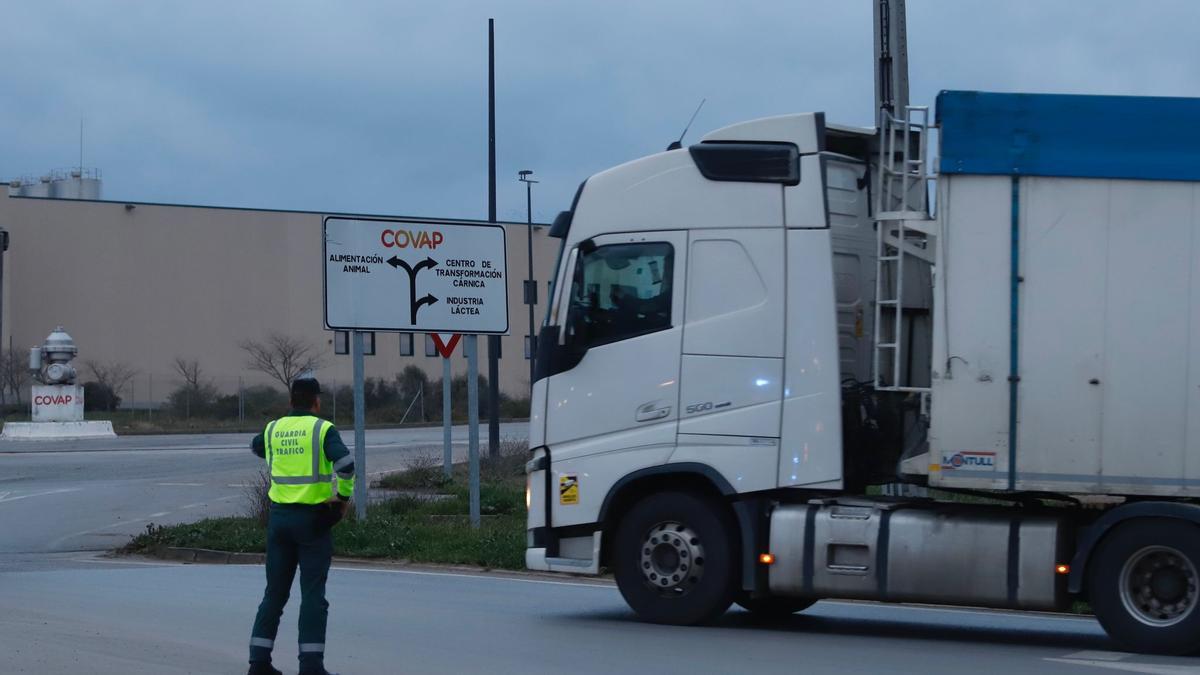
0, 421, 117, 440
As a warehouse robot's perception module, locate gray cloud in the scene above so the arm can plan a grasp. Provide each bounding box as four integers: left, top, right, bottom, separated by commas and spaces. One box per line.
2, 1, 1197, 222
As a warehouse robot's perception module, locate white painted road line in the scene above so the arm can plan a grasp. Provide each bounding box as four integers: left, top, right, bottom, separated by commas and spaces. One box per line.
75, 556, 179, 567
1045, 656, 1200, 674
0, 488, 81, 504
48, 503, 215, 548
48, 522, 144, 549
1065, 652, 1135, 662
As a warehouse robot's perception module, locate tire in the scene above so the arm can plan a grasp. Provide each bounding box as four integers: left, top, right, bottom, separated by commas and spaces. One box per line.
1088, 519, 1200, 655
613, 491, 736, 625
736, 596, 816, 620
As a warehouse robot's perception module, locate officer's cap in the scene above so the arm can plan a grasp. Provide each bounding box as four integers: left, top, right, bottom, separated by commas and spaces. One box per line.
291, 377, 321, 397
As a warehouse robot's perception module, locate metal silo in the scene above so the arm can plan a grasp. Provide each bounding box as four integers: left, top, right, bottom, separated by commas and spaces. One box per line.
24, 176, 53, 198
45, 169, 102, 200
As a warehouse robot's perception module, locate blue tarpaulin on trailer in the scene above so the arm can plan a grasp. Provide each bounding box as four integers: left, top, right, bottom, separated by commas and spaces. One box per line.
937, 90, 1200, 182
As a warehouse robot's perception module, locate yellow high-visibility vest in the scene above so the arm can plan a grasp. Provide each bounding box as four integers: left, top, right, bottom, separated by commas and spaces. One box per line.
263, 415, 334, 504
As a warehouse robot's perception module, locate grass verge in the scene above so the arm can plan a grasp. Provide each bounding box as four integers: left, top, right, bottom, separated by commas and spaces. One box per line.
123, 446, 528, 570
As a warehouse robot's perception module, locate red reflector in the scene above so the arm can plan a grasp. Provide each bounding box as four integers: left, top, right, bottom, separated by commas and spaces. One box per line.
759, 553, 775, 565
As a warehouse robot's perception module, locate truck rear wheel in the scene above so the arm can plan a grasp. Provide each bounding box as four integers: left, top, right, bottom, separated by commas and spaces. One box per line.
613, 491, 736, 625
1089, 519, 1200, 655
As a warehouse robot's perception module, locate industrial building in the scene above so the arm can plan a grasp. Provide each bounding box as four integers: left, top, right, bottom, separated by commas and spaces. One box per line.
0, 174, 559, 411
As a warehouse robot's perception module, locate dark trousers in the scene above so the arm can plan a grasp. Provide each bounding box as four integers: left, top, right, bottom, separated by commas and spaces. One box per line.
250, 502, 335, 672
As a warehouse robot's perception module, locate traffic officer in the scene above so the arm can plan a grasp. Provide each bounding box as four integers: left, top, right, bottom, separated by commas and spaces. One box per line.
247, 376, 354, 675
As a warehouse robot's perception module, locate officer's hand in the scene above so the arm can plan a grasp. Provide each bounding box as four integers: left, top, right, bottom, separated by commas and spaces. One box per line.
326, 496, 351, 517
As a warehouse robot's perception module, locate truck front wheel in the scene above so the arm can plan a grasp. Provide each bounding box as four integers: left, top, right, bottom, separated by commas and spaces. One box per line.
736, 596, 816, 620
1089, 519, 1200, 655
613, 491, 736, 625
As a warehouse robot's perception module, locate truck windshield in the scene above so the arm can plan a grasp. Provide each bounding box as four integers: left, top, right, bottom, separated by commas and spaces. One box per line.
542, 237, 566, 328
564, 242, 673, 348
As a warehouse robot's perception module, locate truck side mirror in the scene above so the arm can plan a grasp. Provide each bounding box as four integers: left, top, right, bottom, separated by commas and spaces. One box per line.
533, 325, 587, 382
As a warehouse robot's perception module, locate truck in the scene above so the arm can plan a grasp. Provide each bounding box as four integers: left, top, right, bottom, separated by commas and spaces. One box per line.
523, 89, 1200, 654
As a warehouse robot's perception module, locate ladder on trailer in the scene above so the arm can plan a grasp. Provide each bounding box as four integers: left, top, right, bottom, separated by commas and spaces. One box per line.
872, 106, 935, 397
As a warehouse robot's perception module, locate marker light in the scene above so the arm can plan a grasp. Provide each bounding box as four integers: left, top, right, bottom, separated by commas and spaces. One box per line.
1055, 564, 1070, 575
525, 481, 531, 511
759, 553, 776, 565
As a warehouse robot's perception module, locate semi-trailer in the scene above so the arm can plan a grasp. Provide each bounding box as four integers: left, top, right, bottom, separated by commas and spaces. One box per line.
524, 90, 1200, 654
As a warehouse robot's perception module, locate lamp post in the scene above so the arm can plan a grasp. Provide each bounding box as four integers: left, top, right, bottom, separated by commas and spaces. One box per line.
0, 227, 7, 405
518, 170, 538, 392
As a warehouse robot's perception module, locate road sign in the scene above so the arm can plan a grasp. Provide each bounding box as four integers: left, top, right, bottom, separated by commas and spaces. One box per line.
430, 333, 461, 358
323, 217, 509, 334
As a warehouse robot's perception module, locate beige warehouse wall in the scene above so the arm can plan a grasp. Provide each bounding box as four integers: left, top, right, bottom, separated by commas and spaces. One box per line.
0, 194, 562, 406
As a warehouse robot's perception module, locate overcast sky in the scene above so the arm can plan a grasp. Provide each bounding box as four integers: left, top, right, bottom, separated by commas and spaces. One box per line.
2, 1, 1198, 223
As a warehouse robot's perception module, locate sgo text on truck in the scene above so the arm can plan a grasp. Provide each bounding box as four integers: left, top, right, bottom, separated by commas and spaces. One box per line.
524, 90, 1200, 655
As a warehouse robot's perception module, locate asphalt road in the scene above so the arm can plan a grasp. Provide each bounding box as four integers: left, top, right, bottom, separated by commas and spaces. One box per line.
0, 423, 526, 559
3, 556, 1196, 675
4, 429, 1200, 674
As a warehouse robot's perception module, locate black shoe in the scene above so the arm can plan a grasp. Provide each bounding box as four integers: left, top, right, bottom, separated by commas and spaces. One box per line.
247, 663, 283, 675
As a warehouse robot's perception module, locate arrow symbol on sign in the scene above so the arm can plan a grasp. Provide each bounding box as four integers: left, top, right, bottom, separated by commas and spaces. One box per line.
388, 256, 441, 326
412, 293, 440, 323
388, 256, 438, 275
414, 256, 438, 273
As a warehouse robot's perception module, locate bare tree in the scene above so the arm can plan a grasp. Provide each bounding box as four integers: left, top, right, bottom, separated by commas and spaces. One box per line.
84, 360, 138, 411
172, 357, 205, 390
169, 357, 218, 419
239, 333, 326, 391
0, 349, 30, 407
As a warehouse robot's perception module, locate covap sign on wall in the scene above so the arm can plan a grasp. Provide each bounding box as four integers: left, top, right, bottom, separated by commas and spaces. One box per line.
323, 217, 509, 335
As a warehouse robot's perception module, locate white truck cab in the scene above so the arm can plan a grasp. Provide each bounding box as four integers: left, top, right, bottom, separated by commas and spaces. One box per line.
526, 91, 1200, 655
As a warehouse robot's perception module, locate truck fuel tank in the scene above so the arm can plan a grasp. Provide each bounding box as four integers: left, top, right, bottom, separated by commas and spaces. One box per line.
767, 499, 1071, 611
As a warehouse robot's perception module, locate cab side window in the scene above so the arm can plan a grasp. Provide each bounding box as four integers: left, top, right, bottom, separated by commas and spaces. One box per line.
565, 242, 673, 348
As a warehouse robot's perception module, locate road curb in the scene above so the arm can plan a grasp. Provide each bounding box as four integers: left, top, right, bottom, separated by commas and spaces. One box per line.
155, 546, 265, 565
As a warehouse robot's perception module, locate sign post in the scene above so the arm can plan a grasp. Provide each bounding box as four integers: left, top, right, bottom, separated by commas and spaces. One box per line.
442, 354, 452, 478
466, 335, 481, 528
352, 330, 366, 521
430, 333, 462, 478
323, 217, 508, 527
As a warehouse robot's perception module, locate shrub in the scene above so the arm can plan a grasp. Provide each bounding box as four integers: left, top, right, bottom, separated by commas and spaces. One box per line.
481, 436, 528, 483
378, 452, 450, 490
82, 381, 121, 412
500, 396, 531, 419
242, 469, 272, 527
165, 382, 220, 418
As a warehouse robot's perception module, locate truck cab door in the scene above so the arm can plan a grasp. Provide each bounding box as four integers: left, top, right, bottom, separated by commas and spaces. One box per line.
541, 230, 687, 527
